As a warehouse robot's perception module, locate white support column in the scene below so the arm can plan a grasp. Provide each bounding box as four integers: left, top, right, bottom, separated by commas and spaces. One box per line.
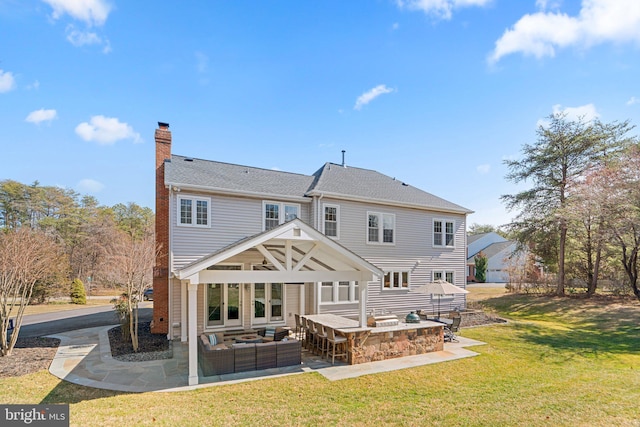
358, 281, 368, 328
299, 282, 305, 315
187, 282, 199, 386
181, 281, 187, 342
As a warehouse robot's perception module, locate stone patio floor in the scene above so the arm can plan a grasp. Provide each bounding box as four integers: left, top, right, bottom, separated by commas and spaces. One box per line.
48, 325, 486, 393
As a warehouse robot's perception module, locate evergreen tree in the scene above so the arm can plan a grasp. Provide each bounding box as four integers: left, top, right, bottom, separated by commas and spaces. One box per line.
474, 251, 488, 283
70, 278, 87, 304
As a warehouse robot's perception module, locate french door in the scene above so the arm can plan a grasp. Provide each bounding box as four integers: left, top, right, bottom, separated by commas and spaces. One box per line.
252, 283, 284, 325
207, 283, 242, 328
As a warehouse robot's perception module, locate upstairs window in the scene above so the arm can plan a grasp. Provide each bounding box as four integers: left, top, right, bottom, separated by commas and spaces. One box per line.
263, 201, 300, 231
323, 204, 339, 238
367, 212, 395, 244
178, 196, 211, 228
433, 219, 455, 247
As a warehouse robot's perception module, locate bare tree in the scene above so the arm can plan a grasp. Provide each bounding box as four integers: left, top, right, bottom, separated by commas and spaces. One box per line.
0, 228, 66, 356
106, 226, 158, 351
605, 145, 640, 300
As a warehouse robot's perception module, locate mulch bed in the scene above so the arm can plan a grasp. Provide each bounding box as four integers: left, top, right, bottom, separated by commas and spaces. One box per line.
107, 321, 171, 361
0, 337, 61, 378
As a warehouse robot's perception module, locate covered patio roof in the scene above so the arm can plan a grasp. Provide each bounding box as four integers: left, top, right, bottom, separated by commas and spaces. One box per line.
174, 218, 384, 284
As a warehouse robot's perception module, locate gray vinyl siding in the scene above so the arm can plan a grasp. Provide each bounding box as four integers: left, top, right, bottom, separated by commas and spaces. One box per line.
168, 191, 467, 328
169, 277, 182, 339
314, 196, 467, 318
170, 191, 311, 270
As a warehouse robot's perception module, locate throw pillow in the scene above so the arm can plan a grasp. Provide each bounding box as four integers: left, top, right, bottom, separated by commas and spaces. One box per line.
208, 334, 217, 346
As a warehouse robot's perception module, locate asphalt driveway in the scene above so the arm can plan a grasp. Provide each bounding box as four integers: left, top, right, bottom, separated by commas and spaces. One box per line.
17, 302, 153, 338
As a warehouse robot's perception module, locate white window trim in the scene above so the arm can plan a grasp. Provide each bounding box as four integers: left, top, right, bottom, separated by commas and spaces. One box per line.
366, 211, 396, 245
381, 270, 410, 291
177, 195, 211, 228
432, 270, 456, 304
322, 203, 340, 239
433, 218, 455, 248
262, 201, 301, 231
433, 270, 455, 284
319, 280, 359, 305
203, 263, 243, 331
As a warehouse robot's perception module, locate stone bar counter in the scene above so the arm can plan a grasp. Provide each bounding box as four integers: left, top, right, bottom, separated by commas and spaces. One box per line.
305, 314, 444, 365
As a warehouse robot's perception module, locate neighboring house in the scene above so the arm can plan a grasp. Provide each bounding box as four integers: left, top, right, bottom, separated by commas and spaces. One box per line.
152, 123, 473, 384
467, 232, 524, 283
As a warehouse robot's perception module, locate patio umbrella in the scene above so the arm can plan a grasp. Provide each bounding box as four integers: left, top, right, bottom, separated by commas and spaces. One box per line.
411, 279, 469, 317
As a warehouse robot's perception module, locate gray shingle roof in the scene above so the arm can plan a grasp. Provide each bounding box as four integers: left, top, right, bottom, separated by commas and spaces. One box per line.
467, 233, 490, 244
165, 155, 315, 199
165, 157, 472, 213
309, 163, 472, 213
468, 241, 516, 263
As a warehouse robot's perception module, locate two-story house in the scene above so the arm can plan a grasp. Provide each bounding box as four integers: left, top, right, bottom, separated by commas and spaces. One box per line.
152, 122, 472, 384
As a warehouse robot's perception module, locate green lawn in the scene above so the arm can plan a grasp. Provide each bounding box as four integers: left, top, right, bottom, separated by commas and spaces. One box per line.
1, 294, 639, 426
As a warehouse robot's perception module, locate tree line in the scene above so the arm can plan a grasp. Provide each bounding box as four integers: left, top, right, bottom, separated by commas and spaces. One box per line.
502, 113, 640, 299
0, 180, 155, 355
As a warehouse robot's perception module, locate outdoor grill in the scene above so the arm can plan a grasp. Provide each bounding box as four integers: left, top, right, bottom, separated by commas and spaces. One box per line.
405, 311, 421, 323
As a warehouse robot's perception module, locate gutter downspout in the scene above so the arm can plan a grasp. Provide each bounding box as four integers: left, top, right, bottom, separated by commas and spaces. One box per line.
314, 193, 324, 315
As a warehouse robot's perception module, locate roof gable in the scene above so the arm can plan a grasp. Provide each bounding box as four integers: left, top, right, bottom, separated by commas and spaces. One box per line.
175, 219, 384, 282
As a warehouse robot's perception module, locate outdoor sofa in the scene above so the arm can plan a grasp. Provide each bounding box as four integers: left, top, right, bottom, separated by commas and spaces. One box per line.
198, 334, 301, 376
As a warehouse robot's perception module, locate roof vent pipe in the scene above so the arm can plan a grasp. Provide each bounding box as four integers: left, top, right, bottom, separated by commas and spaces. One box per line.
342, 150, 346, 167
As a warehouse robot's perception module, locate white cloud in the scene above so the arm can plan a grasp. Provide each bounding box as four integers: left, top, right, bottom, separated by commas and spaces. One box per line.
490, 0, 640, 63
627, 96, 639, 106
75, 115, 141, 145
42, 0, 112, 27
195, 51, 209, 73
535, 0, 562, 11
77, 178, 105, 193
396, 0, 492, 20
392, 22, 400, 31
537, 103, 600, 128
101, 39, 112, 54
44, 1, 112, 52
354, 85, 394, 110
476, 164, 491, 174
0, 69, 16, 93
25, 109, 58, 125
553, 103, 599, 122
66, 25, 102, 46
27, 80, 40, 90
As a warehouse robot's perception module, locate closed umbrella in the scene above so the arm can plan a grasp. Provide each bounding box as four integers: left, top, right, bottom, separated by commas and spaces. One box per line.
411, 279, 469, 317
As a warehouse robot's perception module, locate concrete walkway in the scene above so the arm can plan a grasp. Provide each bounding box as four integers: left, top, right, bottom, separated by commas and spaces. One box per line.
48, 325, 486, 393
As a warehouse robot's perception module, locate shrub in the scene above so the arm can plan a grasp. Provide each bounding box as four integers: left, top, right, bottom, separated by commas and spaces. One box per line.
111, 294, 131, 341
70, 278, 87, 304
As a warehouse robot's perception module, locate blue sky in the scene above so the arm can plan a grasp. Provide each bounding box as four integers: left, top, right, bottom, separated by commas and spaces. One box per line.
2, 0, 639, 228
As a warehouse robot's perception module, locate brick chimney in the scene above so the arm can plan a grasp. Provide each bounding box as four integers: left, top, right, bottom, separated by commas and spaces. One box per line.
152, 122, 171, 334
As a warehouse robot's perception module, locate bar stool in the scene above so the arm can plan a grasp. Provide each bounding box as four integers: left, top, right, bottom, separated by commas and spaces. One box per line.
316, 323, 328, 358
294, 314, 304, 340
326, 327, 347, 365
305, 318, 316, 351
